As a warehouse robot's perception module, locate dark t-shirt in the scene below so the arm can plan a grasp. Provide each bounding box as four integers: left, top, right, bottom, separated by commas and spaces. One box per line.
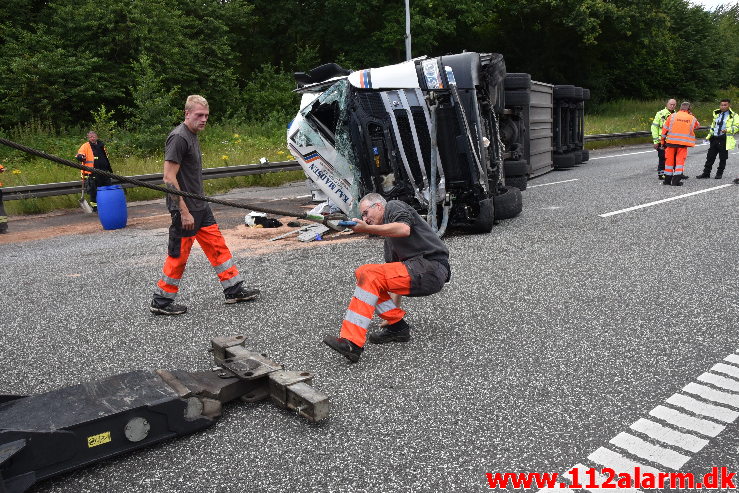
383, 200, 449, 265
165, 123, 206, 212
90, 141, 112, 171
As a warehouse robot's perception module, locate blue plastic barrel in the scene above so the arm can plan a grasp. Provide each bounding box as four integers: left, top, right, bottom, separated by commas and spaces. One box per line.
96, 185, 127, 230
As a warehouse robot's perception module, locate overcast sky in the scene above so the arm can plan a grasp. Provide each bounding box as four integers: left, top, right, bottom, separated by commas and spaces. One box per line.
689, 0, 737, 9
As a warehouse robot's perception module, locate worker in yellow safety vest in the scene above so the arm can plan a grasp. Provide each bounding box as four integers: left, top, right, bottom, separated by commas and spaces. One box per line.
697, 99, 736, 180
651, 99, 676, 180
660, 101, 700, 186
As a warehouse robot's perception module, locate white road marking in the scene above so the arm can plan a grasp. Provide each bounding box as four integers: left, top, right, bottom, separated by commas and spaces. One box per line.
711, 362, 739, 380
683, 381, 739, 408
587, 446, 662, 476
725, 354, 739, 366
589, 143, 710, 161
609, 432, 690, 469
630, 417, 709, 453
599, 184, 732, 218
696, 372, 739, 393
666, 393, 739, 423
528, 178, 579, 188
649, 405, 724, 437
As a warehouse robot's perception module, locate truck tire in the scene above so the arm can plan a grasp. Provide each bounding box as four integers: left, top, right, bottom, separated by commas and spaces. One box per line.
493, 186, 523, 220
503, 159, 528, 177
553, 152, 576, 169
572, 149, 583, 165
504, 73, 531, 90
573, 87, 584, 101
470, 198, 495, 233
506, 175, 528, 191
553, 85, 577, 100
582, 88, 591, 101
581, 149, 590, 162
505, 90, 530, 107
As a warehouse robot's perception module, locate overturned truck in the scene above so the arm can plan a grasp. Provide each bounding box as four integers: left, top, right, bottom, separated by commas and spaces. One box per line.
287, 52, 524, 234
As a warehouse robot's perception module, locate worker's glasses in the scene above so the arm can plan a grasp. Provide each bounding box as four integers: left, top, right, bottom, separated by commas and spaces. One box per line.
361, 203, 379, 220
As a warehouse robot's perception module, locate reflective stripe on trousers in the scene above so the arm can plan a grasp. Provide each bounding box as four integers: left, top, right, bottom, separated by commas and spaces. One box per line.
339, 262, 412, 347
664, 146, 688, 175
155, 223, 241, 299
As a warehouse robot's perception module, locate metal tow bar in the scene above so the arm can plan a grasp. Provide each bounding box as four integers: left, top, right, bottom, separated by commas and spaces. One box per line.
0, 335, 329, 493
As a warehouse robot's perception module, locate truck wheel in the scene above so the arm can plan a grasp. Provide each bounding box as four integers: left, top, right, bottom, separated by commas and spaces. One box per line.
493, 186, 523, 220
505, 90, 530, 107
553, 152, 576, 169
470, 198, 495, 233
582, 88, 591, 101
573, 87, 584, 101
553, 85, 577, 100
503, 159, 528, 177
581, 149, 590, 162
506, 175, 528, 191
504, 73, 531, 90
572, 149, 583, 164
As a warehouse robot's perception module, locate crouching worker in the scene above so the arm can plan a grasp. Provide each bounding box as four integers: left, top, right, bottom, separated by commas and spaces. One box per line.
323, 193, 451, 363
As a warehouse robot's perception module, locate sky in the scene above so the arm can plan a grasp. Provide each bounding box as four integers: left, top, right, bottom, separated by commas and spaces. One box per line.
689, 0, 737, 9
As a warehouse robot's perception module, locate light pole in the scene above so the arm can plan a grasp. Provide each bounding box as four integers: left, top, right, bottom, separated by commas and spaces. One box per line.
405, 0, 412, 60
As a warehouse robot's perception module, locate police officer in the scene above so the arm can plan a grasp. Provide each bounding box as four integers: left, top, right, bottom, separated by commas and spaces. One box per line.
697, 99, 736, 179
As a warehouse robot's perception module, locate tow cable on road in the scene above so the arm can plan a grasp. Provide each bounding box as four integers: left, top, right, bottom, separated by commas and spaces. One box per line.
0, 137, 349, 226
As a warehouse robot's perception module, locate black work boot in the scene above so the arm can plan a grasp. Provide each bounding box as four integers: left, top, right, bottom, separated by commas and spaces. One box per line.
672, 174, 683, 186
368, 319, 411, 344
715, 171, 724, 179
662, 175, 672, 185
225, 286, 260, 304
323, 336, 363, 363
150, 300, 187, 315
696, 171, 710, 179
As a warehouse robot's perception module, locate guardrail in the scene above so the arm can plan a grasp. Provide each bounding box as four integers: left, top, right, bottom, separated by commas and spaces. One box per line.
3, 160, 302, 201
2, 127, 714, 200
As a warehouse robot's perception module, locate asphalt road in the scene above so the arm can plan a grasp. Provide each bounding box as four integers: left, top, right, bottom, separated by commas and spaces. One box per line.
2, 142, 739, 492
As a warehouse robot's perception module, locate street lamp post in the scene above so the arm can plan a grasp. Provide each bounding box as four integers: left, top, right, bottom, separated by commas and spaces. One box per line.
405, 0, 412, 60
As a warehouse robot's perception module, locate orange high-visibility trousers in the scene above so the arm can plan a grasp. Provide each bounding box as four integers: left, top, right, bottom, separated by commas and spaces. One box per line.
155, 223, 242, 301
664, 146, 688, 176
340, 262, 412, 347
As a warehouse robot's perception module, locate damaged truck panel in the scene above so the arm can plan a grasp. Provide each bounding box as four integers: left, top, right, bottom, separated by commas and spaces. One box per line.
289, 52, 522, 234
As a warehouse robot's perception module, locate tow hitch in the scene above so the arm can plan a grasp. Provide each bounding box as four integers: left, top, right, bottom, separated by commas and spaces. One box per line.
0, 335, 329, 493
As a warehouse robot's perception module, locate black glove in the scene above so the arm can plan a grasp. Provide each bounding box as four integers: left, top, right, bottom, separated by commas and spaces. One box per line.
76, 154, 85, 163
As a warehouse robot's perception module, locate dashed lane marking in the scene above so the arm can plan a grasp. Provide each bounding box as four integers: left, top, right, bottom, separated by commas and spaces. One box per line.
540, 348, 739, 491
665, 393, 739, 423
529, 178, 579, 188
609, 431, 690, 469
599, 184, 732, 218
630, 418, 708, 453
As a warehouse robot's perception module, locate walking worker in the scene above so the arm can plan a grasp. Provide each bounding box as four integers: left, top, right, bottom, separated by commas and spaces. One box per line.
75, 131, 113, 211
323, 193, 451, 363
150, 95, 259, 315
660, 101, 700, 187
651, 99, 676, 180
0, 164, 7, 234
697, 99, 736, 180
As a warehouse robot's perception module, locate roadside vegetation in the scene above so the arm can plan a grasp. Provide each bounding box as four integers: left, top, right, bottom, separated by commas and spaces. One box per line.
2, 86, 738, 215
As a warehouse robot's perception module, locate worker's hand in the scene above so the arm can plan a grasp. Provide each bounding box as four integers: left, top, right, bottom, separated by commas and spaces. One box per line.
76, 154, 85, 163
348, 217, 370, 233
180, 210, 195, 230
653, 143, 659, 149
